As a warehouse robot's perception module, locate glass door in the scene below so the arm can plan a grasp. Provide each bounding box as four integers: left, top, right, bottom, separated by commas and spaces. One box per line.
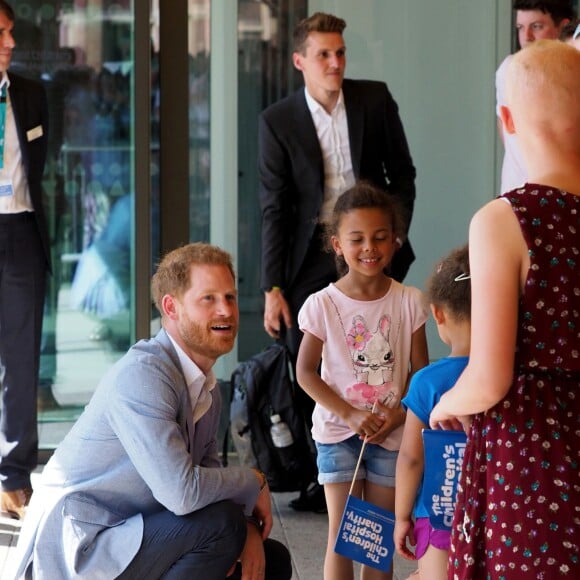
10, 0, 138, 447
236, 0, 306, 360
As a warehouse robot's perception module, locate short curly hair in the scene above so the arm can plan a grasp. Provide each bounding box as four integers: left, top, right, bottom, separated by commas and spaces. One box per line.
325, 181, 405, 278
426, 244, 471, 321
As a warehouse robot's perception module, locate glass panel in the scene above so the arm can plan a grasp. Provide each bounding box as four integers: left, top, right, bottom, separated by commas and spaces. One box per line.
188, 0, 210, 243
150, 1, 160, 275
236, 0, 306, 360
10, 0, 136, 446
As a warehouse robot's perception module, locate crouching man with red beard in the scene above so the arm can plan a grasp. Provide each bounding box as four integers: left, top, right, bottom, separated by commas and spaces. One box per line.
11, 243, 291, 580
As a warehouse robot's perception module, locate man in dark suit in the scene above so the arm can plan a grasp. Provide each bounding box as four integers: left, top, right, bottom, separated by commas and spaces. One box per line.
258, 12, 416, 512
0, 0, 50, 520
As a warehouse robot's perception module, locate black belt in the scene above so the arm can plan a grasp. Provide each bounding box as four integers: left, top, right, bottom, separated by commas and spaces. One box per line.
0, 212, 35, 223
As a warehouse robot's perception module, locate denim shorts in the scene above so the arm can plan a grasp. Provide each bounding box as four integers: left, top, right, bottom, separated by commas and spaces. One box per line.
315, 435, 397, 487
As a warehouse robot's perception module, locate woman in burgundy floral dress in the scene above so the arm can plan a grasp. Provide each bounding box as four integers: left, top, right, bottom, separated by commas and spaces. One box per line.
430, 41, 579, 579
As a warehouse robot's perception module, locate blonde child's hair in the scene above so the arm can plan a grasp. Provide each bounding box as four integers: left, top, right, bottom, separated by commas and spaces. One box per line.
506, 40, 580, 149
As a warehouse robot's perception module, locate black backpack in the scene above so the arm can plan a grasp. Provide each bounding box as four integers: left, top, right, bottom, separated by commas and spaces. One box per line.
223, 343, 315, 492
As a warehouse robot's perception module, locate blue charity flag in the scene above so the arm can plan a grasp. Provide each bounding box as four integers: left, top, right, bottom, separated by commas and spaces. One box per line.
334, 495, 395, 572
421, 429, 467, 531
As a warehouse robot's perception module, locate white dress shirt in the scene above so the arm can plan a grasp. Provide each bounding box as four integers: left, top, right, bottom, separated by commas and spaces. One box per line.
168, 333, 217, 424
305, 87, 355, 223
0, 73, 33, 214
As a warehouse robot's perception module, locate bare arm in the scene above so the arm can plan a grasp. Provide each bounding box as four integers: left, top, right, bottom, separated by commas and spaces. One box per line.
408, 324, 429, 385
394, 411, 426, 561
251, 479, 273, 539
234, 523, 266, 580
430, 200, 526, 427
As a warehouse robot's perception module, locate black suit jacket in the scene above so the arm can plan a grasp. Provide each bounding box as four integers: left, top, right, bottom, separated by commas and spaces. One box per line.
258, 79, 416, 292
8, 71, 50, 271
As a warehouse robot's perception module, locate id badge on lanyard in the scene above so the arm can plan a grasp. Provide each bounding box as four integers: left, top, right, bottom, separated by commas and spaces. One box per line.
0, 83, 13, 197
0, 82, 6, 170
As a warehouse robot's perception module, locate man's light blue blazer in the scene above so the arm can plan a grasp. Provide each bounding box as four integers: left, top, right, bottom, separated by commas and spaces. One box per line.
11, 329, 261, 579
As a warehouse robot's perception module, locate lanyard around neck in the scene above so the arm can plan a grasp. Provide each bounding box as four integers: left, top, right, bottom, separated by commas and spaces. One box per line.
0, 83, 7, 169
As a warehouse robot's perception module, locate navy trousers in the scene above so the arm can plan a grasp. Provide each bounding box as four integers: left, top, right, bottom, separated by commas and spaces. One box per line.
0, 213, 47, 490
117, 500, 292, 580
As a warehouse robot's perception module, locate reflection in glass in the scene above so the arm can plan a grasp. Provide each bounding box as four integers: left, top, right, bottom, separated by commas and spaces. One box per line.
10, 1, 135, 442
188, 0, 210, 243
236, 0, 306, 360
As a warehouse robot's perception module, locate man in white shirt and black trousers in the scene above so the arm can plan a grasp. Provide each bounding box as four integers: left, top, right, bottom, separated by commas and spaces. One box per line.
0, 0, 51, 521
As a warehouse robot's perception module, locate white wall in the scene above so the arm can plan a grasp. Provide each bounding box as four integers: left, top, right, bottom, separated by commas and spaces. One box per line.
311, 0, 512, 358
211, 4, 239, 378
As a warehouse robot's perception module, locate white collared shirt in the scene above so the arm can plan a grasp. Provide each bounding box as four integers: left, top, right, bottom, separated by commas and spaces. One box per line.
0, 73, 33, 214
496, 55, 527, 194
167, 333, 217, 424
305, 87, 355, 223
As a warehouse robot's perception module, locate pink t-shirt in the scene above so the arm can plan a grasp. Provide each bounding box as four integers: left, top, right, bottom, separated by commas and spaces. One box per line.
298, 281, 428, 450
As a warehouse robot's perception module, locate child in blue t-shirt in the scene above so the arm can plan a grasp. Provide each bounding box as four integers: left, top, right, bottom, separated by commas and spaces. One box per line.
394, 244, 470, 580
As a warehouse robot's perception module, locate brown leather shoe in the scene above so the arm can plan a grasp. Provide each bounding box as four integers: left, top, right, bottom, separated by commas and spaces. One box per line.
1, 488, 33, 520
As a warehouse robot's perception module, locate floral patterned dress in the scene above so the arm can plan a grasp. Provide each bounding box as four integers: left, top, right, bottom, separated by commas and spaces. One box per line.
449, 185, 579, 579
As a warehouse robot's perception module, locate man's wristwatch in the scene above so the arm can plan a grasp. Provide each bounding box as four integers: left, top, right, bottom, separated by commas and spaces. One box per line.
253, 468, 267, 490
246, 515, 263, 530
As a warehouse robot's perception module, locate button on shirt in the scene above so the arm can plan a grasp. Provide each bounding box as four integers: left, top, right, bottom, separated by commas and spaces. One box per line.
0, 74, 33, 214
168, 334, 216, 424
305, 88, 355, 224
